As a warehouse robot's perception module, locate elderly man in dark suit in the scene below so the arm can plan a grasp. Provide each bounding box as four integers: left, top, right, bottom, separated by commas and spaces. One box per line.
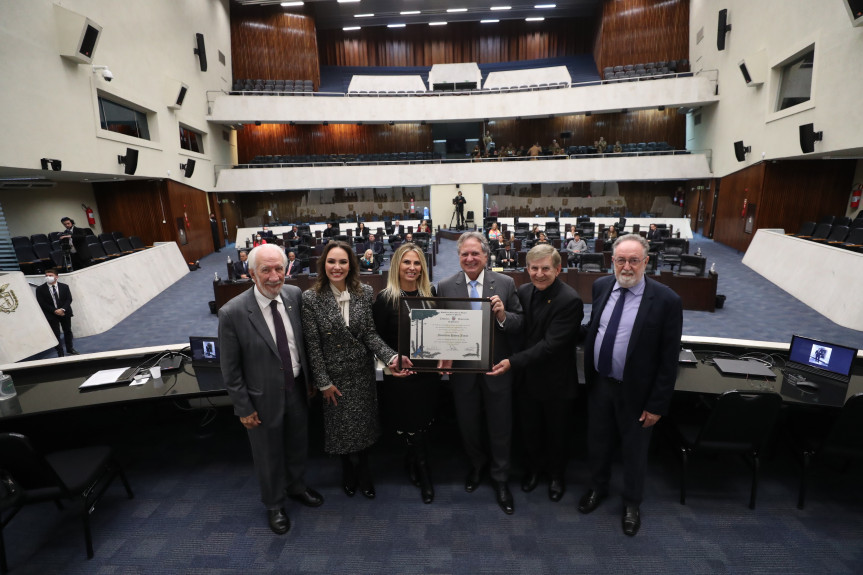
437, 231, 523, 515
577, 234, 682, 536
233, 250, 250, 279
219, 243, 324, 535
58, 216, 92, 270
488, 244, 583, 502
35, 268, 78, 356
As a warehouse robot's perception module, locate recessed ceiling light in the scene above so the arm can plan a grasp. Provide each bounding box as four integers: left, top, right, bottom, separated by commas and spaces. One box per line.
428, 21, 447, 26
534, 4, 556, 8
446, 7, 468, 12
490, 5, 511, 10
280, 1, 304, 6
387, 23, 406, 27
343, 26, 361, 30
481, 19, 499, 23
354, 13, 374, 17
400, 10, 420, 15
526, 16, 545, 21
337, 0, 360, 3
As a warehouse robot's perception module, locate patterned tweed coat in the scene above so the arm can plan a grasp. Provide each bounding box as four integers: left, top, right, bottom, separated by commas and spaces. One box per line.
301, 283, 396, 454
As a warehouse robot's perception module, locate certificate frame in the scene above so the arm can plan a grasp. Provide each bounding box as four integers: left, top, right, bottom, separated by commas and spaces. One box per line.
397, 296, 495, 373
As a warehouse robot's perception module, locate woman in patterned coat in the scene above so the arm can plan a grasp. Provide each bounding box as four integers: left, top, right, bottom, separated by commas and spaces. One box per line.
302, 241, 411, 499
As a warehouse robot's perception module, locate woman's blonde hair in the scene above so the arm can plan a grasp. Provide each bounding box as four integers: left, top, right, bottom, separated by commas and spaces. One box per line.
379, 243, 433, 306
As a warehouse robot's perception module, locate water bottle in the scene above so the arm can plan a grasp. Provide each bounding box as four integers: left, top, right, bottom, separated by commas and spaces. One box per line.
710, 262, 716, 274
226, 256, 234, 281
0, 372, 16, 400
214, 271, 220, 282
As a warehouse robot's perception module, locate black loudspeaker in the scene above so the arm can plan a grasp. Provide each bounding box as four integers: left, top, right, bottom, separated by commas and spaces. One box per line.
799, 124, 823, 154
176, 85, 188, 107
181, 159, 196, 178
733, 141, 750, 162
195, 33, 208, 72
739, 61, 752, 84
55, 5, 102, 64
118, 148, 139, 175
560, 131, 573, 139
717, 9, 731, 51
844, 0, 863, 25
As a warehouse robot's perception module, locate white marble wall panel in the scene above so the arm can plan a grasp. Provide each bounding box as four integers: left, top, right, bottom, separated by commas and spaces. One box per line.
348, 76, 427, 92
209, 75, 717, 125
215, 154, 712, 193
742, 230, 863, 330
0, 272, 59, 364
428, 63, 482, 87
483, 67, 571, 89
25, 243, 190, 338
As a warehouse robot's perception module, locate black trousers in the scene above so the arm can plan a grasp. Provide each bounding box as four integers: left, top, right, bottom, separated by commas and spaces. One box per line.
587, 376, 654, 506
518, 392, 572, 477
48, 315, 74, 354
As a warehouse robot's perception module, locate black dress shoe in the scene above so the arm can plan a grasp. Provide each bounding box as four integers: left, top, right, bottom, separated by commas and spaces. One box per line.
342, 457, 357, 497
267, 508, 290, 535
521, 471, 539, 493
578, 489, 606, 514
67, 349, 80, 355
288, 488, 324, 507
465, 467, 483, 493
494, 481, 515, 515
623, 505, 641, 536
548, 476, 565, 502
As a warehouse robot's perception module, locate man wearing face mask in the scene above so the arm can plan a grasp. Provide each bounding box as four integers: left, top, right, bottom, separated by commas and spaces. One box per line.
35, 269, 78, 356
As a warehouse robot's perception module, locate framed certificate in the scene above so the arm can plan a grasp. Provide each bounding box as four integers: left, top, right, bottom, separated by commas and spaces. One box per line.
397, 296, 495, 373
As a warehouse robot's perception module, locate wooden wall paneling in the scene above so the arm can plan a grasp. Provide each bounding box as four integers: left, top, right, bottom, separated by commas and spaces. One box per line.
94, 180, 173, 247
164, 180, 216, 262
712, 163, 766, 252
594, 0, 689, 71
231, 5, 320, 87
317, 19, 596, 67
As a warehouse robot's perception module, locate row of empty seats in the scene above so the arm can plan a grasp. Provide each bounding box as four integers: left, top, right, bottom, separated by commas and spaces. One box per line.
602, 60, 689, 80
790, 213, 863, 251
239, 152, 441, 167
230, 78, 314, 94
12, 231, 149, 274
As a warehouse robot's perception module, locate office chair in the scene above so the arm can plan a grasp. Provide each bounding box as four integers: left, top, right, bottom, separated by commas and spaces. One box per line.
678, 254, 706, 276
579, 253, 604, 272
0, 432, 134, 569
788, 393, 863, 509
670, 390, 782, 509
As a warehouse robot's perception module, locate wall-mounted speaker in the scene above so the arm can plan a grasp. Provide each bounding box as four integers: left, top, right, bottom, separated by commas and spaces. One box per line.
799, 124, 823, 154
118, 148, 139, 175
717, 9, 731, 51
560, 131, 573, 139
733, 140, 751, 162
55, 5, 102, 64
166, 79, 189, 110
843, 0, 863, 26
738, 50, 766, 86
181, 159, 196, 178
194, 33, 208, 72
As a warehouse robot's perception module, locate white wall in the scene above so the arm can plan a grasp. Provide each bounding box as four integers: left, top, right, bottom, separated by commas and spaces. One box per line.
689, 0, 863, 178
0, 184, 102, 238
0, 0, 233, 189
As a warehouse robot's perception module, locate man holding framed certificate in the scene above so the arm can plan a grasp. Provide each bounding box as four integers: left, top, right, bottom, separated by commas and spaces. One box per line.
437, 231, 523, 515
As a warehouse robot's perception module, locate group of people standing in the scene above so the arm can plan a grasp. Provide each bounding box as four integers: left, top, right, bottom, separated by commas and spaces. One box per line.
219, 230, 682, 538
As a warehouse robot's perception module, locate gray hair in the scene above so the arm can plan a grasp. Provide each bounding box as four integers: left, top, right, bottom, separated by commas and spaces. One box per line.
456, 231, 490, 257
247, 243, 286, 271
612, 234, 649, 258
526, 243, 560, 267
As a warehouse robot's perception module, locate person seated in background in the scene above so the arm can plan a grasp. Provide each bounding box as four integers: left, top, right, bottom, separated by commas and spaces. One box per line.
565, 233, 588, 267
497, 240, 517, 268
389, 220, 403, 251
471, 145, 482, 161
233, 249, 251, 279
357, 222, 369, 238
535, 232, 550, 245
359, 249, 379, 272
606, 224, 618, 240
487, 222, 502, 243
417, 220, 431, 234
285, 250, 301, 278
646, 223, 661, 241
613, 140, 623, 153
550, 139, 562, 155
528, 142, 542, 159
260, 226, 275, 239
529, 224, 541, 241
565, 224, 577, 240
363, 234, 384, 258
323, 222, 338, 239
404, 233, 414, 245
286, 225, 299, 240
252, 234, 267, 247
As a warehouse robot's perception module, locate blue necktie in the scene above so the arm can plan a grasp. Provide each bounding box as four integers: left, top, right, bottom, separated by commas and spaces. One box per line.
270, 300, 295, 389
469, 280, 481, 311
597, 288, 627, 378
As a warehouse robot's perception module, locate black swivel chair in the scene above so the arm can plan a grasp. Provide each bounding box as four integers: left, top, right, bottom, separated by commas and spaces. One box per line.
788, 221, 816, 237
662, 237, 688, 271
788, 393, 863, 509
579, 253, 604, 272
0, 432, 134, 569
678, 254, 707, 276
670, 390, 782, 509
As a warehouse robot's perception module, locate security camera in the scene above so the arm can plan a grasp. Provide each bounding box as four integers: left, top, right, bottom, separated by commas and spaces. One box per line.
92, 65, 113, 82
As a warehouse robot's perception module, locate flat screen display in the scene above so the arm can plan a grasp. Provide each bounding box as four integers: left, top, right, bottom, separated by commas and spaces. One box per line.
788, 335, 856, 378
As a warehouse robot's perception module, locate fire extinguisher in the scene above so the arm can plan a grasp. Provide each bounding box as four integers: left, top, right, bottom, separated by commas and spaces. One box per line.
82, 203, 96, 226
741, 198, 748, 218
851, 184, 862, 209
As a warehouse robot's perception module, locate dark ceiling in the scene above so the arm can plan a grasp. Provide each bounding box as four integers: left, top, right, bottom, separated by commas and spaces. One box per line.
234, 0, 602, 31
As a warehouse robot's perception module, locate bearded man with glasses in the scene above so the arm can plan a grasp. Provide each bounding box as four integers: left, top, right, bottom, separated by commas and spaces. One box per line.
577, 234, 682, 537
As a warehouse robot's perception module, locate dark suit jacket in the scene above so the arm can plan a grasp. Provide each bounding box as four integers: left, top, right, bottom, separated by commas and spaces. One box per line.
35, 281, 73, 320
60, 226, 92, 261
285, 258, 302, 278
509, 279, 583, 399
646, 229, 660, 241
322, 227, 338, 238
233, 260, 250, 278
496, 248, 517, 268
583, 275, 682, 418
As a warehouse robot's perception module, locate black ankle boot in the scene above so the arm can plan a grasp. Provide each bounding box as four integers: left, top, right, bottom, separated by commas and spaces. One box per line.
415, 431, 434, 504
404, 434, 420, 487
341, 455, 357, 497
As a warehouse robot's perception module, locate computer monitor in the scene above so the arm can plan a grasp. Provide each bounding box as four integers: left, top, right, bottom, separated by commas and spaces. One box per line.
788, 334, 856, 382
189, 336, 220, 367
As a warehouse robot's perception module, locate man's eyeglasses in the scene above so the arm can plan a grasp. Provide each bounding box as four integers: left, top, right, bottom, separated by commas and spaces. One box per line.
613, 257, 646, 267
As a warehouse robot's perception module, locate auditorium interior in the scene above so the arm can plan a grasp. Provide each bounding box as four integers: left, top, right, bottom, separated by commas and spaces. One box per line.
1, 0, 862, 573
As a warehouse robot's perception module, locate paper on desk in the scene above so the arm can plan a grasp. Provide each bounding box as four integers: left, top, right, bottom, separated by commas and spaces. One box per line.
79, 368, 131, 389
